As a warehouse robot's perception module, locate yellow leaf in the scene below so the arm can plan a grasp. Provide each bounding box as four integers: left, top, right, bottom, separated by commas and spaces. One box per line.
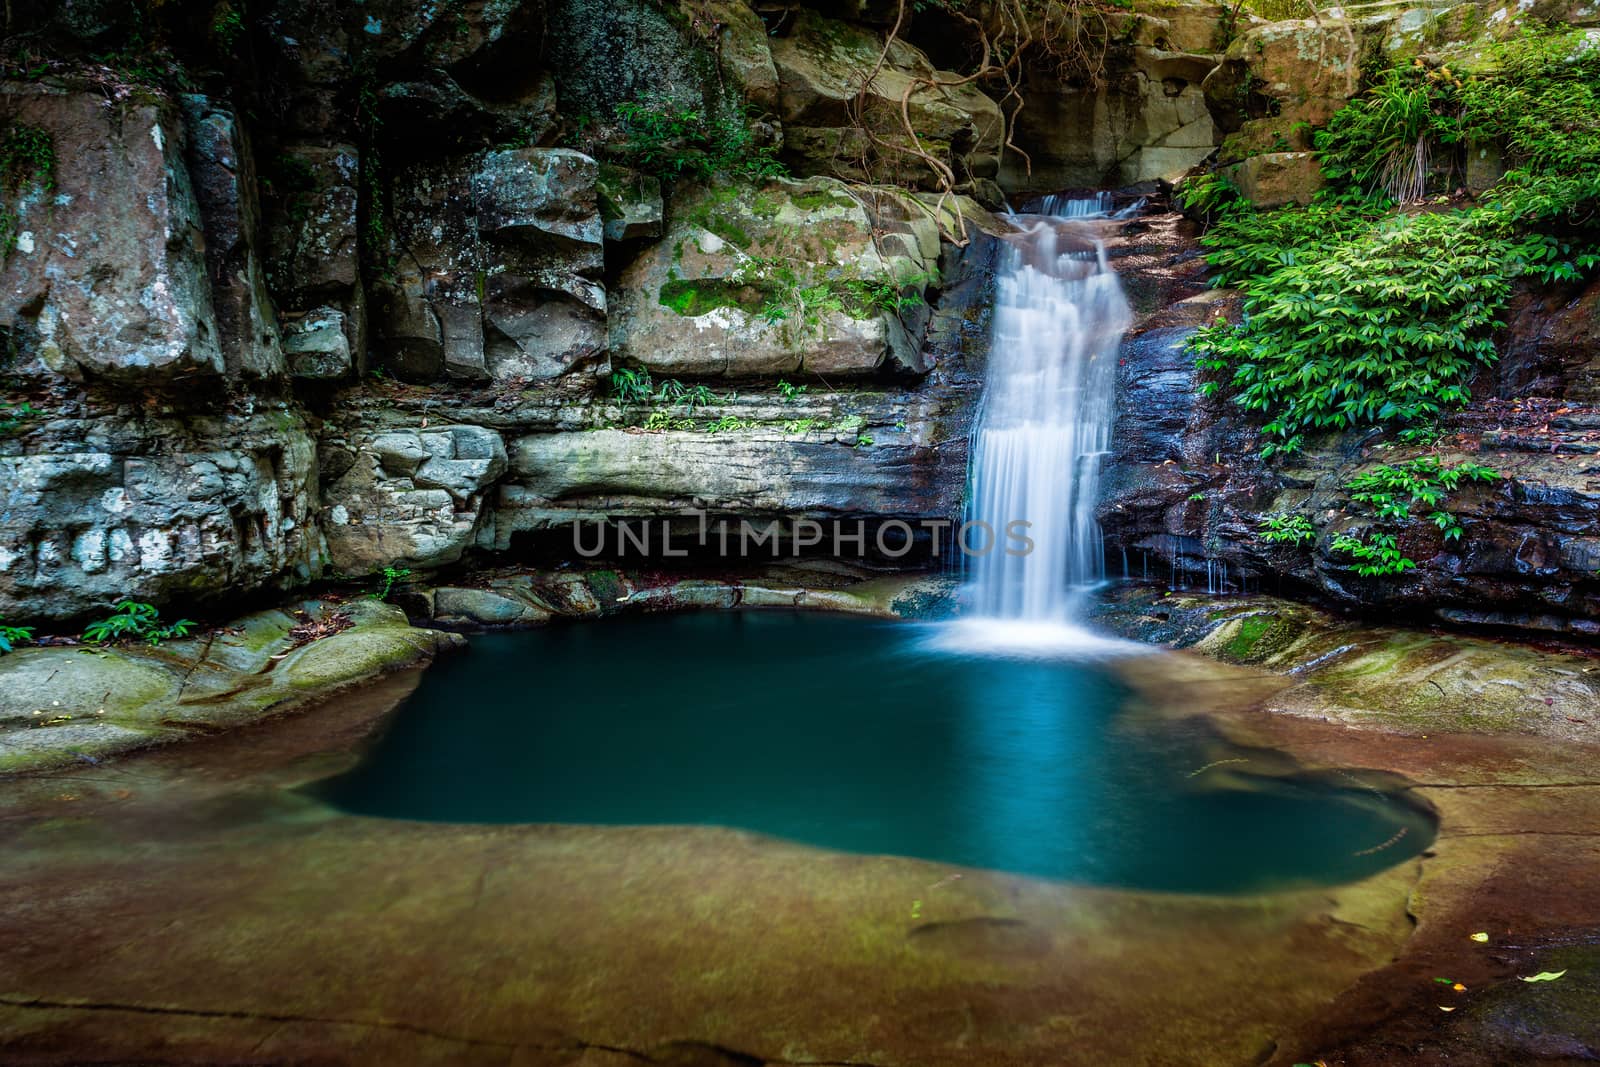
1470, 932, 1489, 942
1438, 1005, 1456, 1012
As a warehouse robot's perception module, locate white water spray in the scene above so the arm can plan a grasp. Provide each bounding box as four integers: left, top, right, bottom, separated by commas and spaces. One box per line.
965, 196, 1132, 626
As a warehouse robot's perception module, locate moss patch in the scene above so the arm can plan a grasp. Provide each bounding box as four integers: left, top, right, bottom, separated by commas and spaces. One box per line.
658, 278, 766, 317
1223, 615, 1276, 660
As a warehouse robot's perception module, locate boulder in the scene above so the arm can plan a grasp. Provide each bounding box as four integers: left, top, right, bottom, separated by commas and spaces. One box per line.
322, 423, 509, 572
282, 307, 354, 380
1223, 151, 1325, 208
608, 177, 938, 378
0, 84, 221, 385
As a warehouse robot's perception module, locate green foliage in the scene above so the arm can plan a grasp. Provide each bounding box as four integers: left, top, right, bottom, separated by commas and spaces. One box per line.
1259, 513, 1314, 545
612, 101, 786, 183
1318, 30, 1600, 226
1343, 457, 1498, 541
1316, 64, 1446, 202
1194, 28, 1600, 456
0, 619, 34, 654
644, 411, 698, 431
1192, 209, 1511, 456
856, 432, 875, 447
704, 415, 749, 434
210, 3, 245, 53
743, 258, 936, 348
83, 601, 196, 646
371, 566, 412, 602
777, 380, 807, 402
610, 367, 655, 404
1175, 170, 1242, 223
782, 417, 818, 434
0, 121, 55, 253
652, 379, 719, 412
1, 399, 38, 435
1330, 531, 1415, 577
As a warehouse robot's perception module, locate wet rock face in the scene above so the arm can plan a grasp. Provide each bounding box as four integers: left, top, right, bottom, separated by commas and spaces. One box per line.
1099, 211, 1600, 637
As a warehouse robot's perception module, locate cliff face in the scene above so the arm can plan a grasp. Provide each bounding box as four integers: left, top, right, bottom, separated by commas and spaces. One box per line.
2, 0, 1597, 633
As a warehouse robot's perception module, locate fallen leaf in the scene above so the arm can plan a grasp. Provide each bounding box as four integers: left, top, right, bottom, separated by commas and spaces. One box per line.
1470, 932, 1489, 942
1438, 1006, 1456, 1012
1452, 983, 1467, 992
1519, 970, 1567, 983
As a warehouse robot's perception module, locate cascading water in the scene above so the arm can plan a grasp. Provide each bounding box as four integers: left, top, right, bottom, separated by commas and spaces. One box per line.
964, 196, 1132, 630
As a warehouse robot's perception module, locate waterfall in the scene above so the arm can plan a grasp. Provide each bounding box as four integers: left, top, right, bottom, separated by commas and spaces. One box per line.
965, 197, 1132, 626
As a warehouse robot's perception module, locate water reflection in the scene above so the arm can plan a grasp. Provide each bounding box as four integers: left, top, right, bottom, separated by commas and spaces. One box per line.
316, 612, 1435, 893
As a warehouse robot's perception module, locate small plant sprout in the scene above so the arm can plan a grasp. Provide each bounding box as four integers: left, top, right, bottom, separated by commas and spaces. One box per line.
371, 566, 412, 601
1259, 513, 1315, 546
0, 618, 34, 654
82, 601, 196, 646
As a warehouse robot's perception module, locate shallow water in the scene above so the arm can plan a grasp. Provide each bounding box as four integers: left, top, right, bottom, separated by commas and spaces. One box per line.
318, 611, 1434, 893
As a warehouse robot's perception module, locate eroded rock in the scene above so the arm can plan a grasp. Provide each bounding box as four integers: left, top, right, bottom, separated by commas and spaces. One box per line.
322, 422, 509, 572
0, 84, 221, 385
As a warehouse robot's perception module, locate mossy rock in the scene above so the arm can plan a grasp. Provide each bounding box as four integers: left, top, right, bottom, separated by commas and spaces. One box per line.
0, 649, 177, 723
282, 627, 437, 690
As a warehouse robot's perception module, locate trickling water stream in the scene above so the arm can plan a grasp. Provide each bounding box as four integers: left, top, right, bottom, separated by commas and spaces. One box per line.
966, 196, 1132, 626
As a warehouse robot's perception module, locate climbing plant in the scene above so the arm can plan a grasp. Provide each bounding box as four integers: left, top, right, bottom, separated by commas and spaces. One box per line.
849, 0, 1129, 241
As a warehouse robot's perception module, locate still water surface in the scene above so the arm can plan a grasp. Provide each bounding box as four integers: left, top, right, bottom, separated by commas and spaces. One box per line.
318, 611, 1433, 893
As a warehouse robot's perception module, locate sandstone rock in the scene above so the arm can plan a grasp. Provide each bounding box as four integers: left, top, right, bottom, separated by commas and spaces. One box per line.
282, 307, 353, 380
1224, 151, 1325, 208
690, 0, 781, 111
0, 84, 221, 385
497, 425, 957, 539
322, 423, 509, 572
432, 586, 550, 626
1002, 48, 1219, 191
374, 147, 606, 382
263, 144, 361, 307
0, 597, 460, 772
544, 0, 739, 124
1203, 19, 1360, 141
770, 10, 1004, 187
0, 411, 324, 621
180, 95, 285, 380
261, 142, 367, 372
608, 177, 936, 378
596, 164, 664, 242
259, 0, 360, 139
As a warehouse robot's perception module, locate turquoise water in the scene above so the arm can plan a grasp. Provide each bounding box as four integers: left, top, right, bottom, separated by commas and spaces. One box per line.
318, 612, 1433, 893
